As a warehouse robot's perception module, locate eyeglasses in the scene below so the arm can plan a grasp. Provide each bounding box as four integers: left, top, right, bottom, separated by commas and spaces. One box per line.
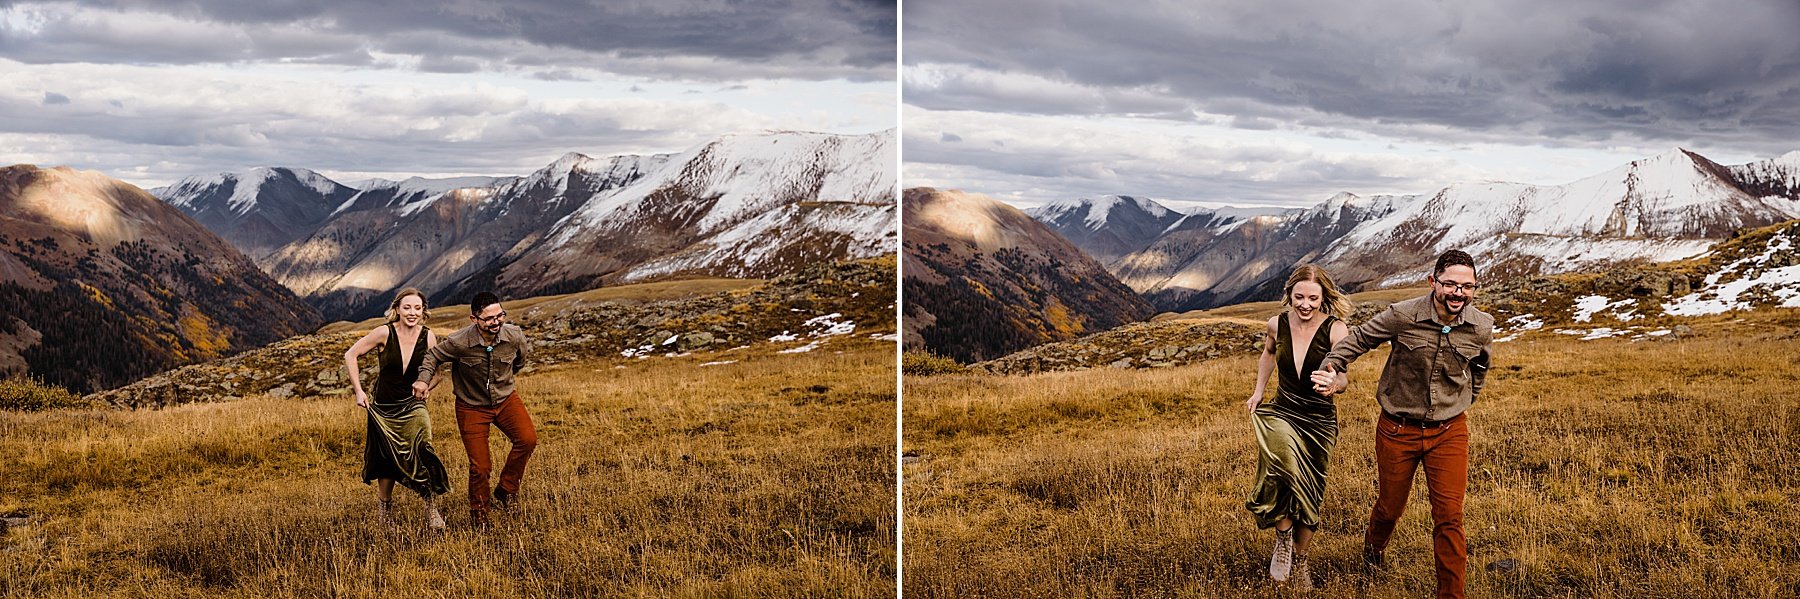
476, 311, 507, 324
1435, 280, 1480, 293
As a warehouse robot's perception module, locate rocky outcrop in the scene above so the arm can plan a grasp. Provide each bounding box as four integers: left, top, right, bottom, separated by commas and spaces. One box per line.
89, 257, 895, 408
971, 319, 1263, 376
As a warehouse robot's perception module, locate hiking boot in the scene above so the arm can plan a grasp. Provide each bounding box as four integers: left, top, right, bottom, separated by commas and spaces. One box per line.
493, 487, 514, 511
1362, 546, 1386, 572
425, 505, 447, 531
1290, 552, 1312, 591
1269, 526, 1294, 581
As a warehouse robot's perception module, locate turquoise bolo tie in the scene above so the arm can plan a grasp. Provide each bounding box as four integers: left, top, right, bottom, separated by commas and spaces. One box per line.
1441, 325, 1452, 335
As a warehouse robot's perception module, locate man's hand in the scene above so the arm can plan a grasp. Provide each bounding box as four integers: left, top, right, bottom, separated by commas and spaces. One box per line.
411, 380, 430, 399
1310, 364, 1339, 395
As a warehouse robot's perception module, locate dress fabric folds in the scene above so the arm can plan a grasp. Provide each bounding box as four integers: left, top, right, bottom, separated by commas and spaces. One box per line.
363, 324, 450, 497
1246, 314, 1340, 529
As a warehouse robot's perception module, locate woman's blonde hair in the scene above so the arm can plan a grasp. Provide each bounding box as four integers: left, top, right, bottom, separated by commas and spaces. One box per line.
1281, 264, 1355, 318
385, 288, 428, 324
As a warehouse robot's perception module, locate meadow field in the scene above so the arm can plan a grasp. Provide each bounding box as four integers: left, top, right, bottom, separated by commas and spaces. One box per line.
903, 308, 1799, 598
0, 335, 896, 597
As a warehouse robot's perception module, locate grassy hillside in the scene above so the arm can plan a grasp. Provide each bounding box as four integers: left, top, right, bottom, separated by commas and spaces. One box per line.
3, 257, 898, 597
903, 307, 1799, 598
1, 336, 896, 597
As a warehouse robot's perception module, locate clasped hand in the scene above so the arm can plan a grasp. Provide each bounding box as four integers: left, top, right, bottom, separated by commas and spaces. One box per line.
1309, 364, 1340, 395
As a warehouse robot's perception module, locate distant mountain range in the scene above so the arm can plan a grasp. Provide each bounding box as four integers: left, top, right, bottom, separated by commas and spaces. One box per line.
0, 165, 321, 393
153, 167, 357, 260
902, 187, 1151, 363
155, 129, 897, 321
1036, 148, 1800, 312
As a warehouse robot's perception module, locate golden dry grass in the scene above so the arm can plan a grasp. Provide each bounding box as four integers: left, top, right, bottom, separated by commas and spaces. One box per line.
1, 336, 894, 598
903, 308, 1800, 598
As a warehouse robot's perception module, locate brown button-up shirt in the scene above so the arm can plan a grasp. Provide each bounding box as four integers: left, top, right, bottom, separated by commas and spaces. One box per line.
416, 323, 529, 407
1320, 294, 1493, 422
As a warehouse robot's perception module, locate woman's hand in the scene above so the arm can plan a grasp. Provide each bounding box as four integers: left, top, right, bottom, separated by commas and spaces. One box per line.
1310, 365, 1339, 395
1245, 391, 1263, 412
355, 388, 369, 408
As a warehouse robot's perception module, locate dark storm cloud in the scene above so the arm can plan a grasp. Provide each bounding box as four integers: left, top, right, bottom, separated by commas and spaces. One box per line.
1, 0, 896, 81
904, 0, 1800, 155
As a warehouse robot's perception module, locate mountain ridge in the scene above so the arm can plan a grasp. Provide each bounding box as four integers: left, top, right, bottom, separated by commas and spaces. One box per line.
1051, 148, 1800, 312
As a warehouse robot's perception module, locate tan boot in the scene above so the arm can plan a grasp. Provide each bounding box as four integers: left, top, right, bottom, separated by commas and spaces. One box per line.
1269, 526, 1294, 581
424, 499, 447, 531
1290, 552, 1312, 591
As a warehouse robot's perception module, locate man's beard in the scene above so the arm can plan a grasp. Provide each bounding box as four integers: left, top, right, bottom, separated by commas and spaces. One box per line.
1436, 290, 1468, 315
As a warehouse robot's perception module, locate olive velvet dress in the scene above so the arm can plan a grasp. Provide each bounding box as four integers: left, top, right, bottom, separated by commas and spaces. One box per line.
1246, 313, 1341, 528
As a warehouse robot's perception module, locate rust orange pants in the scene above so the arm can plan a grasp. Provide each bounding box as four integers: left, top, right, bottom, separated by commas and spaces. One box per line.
454, 392, 538, 521
1367, 412, 1468, 599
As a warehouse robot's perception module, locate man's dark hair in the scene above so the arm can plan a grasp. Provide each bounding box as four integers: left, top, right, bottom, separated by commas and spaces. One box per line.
1434, 249, 1477, 277
470, 291, 502, 315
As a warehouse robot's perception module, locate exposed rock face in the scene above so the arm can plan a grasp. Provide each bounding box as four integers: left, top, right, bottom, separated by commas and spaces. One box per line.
260, 155, 661, 321
902, 187, 1153, 363
1028, 195, 1184, 265
0, 165, 321, 393
153, 167, 357, 260
497, 130, 897, 297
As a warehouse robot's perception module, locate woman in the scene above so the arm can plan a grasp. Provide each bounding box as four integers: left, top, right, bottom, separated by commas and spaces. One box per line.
345, 288, 450, 529
1244, 264, 1353, 590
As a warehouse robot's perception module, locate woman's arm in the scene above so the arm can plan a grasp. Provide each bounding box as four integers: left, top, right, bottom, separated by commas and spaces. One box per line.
1323, 320, 1350, 395
344, 328, 385, 408
424, 330, 449, 393
1246, 316, 1279, 411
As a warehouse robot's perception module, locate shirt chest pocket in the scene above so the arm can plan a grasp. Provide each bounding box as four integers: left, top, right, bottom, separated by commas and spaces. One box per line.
1395, 330, 1478, 375
1394, 330, 1439, 354
1450, 340, 1483, 369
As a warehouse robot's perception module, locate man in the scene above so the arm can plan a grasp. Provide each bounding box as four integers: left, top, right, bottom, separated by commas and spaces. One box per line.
1310, 249, 1492, 599
414, 291, 538, 526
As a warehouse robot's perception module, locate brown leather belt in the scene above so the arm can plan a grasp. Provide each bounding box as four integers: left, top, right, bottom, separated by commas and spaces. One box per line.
1383, 411, 1457, 428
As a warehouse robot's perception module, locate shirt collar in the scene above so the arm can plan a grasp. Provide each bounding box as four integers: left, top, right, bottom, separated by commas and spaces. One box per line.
1408, 293, 1464, 328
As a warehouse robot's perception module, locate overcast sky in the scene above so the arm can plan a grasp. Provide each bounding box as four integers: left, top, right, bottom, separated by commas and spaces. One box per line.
0, 0, 896, 187
903, 0, 1800, 210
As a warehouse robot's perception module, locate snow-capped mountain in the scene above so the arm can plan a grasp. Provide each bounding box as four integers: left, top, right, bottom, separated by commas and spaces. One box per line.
260, 152, 668, 320
325, 175, 514, 219
494, 129, 896, 295
1111, 148, 1800, 312
255, 129, 895, 321
1027, 195, 1184, 264
903, 187, 1152, 363
152, 167, 357, 259
1112, 192, 1402, 310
